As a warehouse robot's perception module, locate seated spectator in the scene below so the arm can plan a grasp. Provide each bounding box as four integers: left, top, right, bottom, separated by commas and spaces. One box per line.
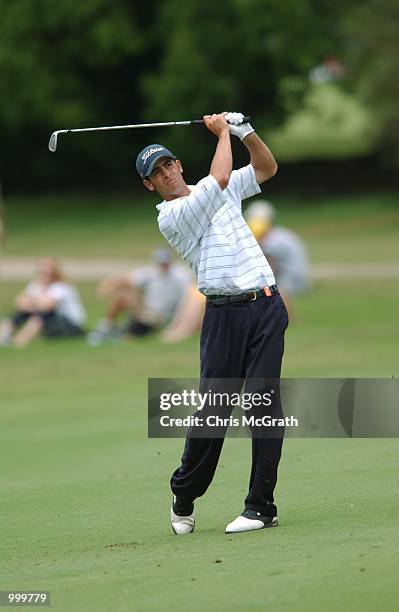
0, 258, 86, 347
245, 200, 310, 319
88, 249, 192, 345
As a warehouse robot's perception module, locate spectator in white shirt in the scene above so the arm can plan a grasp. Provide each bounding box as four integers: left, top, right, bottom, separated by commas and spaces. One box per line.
0, 258, 86, 347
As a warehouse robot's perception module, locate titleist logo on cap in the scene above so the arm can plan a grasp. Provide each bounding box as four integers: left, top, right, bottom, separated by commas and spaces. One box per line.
142, 147, 163, 164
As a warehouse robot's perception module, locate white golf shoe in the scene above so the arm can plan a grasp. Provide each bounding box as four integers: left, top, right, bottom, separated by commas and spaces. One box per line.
225, 509, 278, 534
170, 496, 195, 535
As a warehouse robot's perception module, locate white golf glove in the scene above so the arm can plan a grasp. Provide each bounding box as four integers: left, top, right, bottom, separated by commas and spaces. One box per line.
225, 112, 254, 141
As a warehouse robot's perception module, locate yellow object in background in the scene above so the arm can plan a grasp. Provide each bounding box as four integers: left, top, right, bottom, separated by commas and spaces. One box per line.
247, 218, 271, 241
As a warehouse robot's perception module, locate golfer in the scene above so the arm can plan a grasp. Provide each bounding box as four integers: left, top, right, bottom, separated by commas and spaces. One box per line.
136, 112, 289, 534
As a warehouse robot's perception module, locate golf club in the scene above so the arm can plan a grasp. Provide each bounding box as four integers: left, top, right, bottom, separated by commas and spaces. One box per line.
48, 116, 251, 152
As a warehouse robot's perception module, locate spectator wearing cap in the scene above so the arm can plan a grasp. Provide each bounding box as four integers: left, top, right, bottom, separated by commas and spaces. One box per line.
245, 200, 310, 319
87, 249, 192, 345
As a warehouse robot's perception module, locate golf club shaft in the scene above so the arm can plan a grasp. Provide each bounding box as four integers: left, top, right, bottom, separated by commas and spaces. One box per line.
58, 117, 251, 133
48, 117, 251, 152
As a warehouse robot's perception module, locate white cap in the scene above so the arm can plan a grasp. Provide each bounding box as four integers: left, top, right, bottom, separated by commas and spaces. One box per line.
153, 248, 172, 264
245, 200, 275, 222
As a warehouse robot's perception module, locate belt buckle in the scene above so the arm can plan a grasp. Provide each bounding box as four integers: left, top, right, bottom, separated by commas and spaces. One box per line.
249, 291, 257, 301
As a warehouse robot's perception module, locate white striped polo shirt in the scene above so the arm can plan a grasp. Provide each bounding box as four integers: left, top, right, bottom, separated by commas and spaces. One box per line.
156, 164, 276, 295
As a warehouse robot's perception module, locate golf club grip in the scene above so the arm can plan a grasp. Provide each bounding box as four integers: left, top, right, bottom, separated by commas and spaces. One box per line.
191, 116, 251, 125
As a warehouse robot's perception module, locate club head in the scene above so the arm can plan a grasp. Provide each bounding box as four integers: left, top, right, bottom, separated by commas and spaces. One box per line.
48, 131, 59, 152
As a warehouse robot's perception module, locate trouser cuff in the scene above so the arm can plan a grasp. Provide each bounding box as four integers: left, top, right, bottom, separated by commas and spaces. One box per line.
245, 502, 277, 517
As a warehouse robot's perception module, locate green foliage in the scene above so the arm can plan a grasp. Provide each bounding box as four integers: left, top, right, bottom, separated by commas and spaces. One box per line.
0, 0, 153, 189
267, 82, 380, 161
0, 0, 355, 191
343, 0, 399, 163
0, 0, 141, 127
143, 0, 350, 123
141, 0, 353, 166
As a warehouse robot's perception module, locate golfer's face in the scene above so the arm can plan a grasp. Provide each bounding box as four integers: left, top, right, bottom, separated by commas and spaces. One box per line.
146, 157, 184, 199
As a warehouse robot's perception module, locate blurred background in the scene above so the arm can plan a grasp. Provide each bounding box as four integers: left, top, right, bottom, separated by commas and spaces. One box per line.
0, 0, 398, 364
1, 0, 399, 192
0, 2, 398, 610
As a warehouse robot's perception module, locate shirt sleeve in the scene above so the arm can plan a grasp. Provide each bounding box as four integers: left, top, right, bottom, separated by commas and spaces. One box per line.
224, 164, 261, 203
160, 175, 226, 242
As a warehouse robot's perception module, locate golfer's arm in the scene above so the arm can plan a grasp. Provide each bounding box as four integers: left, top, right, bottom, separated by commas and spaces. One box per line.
243, 133, 277, 185
172, 130, 232, 232
209, 132, 232, 189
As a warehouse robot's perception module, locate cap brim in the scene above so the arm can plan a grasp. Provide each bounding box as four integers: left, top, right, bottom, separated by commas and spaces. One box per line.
144, 154, 177, 178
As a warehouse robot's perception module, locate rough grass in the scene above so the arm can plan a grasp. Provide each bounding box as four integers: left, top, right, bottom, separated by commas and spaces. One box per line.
3, 192, 399, 262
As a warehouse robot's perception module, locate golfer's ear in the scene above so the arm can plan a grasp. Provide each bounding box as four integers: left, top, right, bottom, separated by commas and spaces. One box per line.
176, 160, 183, 174
143, 179, 155, 192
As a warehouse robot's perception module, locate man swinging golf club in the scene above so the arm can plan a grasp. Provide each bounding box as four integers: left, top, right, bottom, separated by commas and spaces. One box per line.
136, 112, 289, 534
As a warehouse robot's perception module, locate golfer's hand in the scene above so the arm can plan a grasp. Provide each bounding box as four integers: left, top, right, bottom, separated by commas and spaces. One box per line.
225, 112, 254, 141
203, 114, 230, 138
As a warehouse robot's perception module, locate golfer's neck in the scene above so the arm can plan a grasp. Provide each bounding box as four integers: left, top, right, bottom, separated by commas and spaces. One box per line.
164, 184, 191, 201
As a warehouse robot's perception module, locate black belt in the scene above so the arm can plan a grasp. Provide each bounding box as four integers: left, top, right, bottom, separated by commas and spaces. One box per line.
206, 285, 278, 305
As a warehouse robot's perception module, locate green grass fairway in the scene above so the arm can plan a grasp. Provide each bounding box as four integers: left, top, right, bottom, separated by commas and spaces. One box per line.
1, 275, 398, 611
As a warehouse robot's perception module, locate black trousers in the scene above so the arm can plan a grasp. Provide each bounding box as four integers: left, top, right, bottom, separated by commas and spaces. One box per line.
171, 291, 289, 516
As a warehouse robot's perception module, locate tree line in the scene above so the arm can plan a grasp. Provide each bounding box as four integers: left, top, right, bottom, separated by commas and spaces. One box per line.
0, 0, 397, 193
